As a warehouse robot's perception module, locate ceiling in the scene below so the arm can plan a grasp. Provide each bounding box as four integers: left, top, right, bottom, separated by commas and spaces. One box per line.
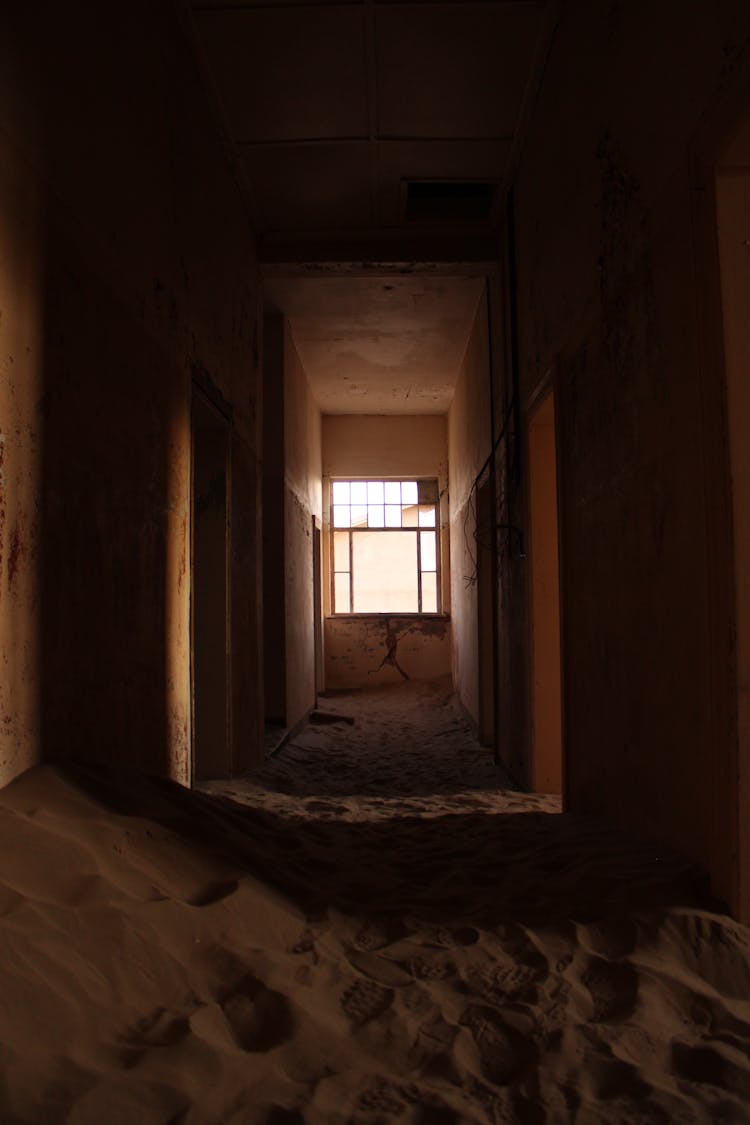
265, 274, 484, 412
188, 0, 552, 412
189, 0, 551, 249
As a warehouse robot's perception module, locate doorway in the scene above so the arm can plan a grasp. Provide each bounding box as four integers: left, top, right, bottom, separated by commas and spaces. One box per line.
716, 125, 750, 920
191, 387, 231, 782
476, 474, 496, 747
527, 388, 563, 795
312, 516, 324, 697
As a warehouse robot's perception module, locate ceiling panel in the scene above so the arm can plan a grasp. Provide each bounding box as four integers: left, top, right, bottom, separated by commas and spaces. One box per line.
265, 275, 484, 414
241, 142, 373, 231
192, 6, 369, 141
375, 2, 544, 138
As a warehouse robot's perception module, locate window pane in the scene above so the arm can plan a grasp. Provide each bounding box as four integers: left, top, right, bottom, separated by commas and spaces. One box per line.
351, 505, 368, 527
334, 572, 351, 612
332, 481, 350, 504
402, 504, 419, 527
368, 505, 385, 528
420, 530, 437, 571
385, 504, 401, 527
401, 481, 418, 505
384, 481, 401, 504
352, 531, 418, 612
351, 481, 367, 505
333, 505, 351, 528
333, 531, 350, 571
367, 481, 384, 505
418, 505, 436, 528
421, 571, 437, 613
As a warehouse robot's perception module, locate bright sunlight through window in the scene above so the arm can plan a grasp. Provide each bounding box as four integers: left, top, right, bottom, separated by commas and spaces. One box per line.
331, 479, 440, 613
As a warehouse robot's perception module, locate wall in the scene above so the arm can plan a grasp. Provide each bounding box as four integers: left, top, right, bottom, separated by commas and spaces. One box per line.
447, 294, 492, 726
284, 323, 323, 728
716, 147, 750, 921
0, 2, 263, 786
322, 414, 450, 688
509, 0, 750, 909
325, 615, 450, 689
262, 316, 287, 724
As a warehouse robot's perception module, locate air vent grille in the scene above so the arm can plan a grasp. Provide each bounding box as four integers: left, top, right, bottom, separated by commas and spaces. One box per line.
405, 180, 497, 223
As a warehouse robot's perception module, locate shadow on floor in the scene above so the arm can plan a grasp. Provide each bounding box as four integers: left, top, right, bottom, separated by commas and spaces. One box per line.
63, 762, 714, 930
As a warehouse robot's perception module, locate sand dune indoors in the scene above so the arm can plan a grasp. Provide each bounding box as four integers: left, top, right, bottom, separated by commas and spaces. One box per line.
0, 681, 748, 1123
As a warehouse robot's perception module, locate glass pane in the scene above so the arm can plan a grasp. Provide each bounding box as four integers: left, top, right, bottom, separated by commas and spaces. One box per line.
351, 505, 368, 527
352, 531, 418, 612
333, 505, 351, 528
421, 571, 437, 613
333, 531, 350, 571
351, 481, 367, 505
332, 480, 350, 504
401, 481, 418, 505
334, 572, 351, 612
418, 505, 437, 527
384, 481, 401, 504
368, 505, 385, 528
420, 531, 437, 571
367, 480, 384, 505
402, 504, 419, 527
385, 504, 401, 527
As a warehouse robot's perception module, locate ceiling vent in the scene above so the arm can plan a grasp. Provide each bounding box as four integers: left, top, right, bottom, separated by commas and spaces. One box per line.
404, 180, 497, 224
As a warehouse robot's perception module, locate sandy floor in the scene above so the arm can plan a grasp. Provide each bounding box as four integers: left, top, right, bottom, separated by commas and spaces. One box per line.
0, 678, 749, 1123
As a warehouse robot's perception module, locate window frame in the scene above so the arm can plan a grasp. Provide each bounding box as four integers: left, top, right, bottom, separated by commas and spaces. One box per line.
329, 477, 442, 616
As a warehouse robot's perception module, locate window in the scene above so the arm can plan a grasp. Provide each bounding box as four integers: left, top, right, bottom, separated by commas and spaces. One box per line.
331, 479, 440, 614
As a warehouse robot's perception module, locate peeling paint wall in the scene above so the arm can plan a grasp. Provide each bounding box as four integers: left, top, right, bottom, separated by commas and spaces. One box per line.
322, 414, 451, 688
0, 2, 262, 786
325, 615, 450, 689
448, 294, 492, 726
284, 323, 323, 729
510, 0, 750, 908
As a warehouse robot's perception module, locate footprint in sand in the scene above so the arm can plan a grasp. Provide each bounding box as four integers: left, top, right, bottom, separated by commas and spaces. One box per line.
580, 955, 639, 1023
118, 1005, 192, 1065
577, 917, 638, 960
341, 978, 394, 1026
186, 878, 239, 907
218, 973, 294, 1051
351, 919, 408, 951
459, 1004, 537, 1087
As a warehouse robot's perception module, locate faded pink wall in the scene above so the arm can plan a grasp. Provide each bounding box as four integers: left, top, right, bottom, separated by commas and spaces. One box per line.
284, 324, 323, 729
510, 0, 750, 908
448, 293, 491, 726
0, 1, 263, 786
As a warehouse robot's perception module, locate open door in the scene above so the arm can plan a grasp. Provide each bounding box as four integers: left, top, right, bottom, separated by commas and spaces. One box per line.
192, 388, 231, 782
527, 389, 563, 795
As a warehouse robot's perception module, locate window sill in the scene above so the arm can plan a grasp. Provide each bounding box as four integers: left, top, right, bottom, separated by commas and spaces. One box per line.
327, 612, 450, 621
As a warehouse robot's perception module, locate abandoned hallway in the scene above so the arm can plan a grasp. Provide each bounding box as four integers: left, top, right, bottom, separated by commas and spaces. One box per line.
3, 0, 750, 1119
